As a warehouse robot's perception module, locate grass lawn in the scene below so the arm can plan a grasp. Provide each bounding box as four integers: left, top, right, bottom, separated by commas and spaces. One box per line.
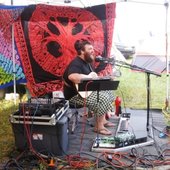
0, 66, 168, 163
116, 67, 167, 109
0, 100, 19, 163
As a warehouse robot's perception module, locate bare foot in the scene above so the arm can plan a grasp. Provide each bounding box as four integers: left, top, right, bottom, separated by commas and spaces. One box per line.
104, 121, 114, 127
106, 112, 115, 119
94, 127, 112, 135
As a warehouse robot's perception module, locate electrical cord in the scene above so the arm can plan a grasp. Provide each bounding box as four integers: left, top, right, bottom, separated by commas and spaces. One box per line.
5, 144, 170, 169
28, 99, 58, 157
99, 144, 170, 169
102, 151, 137, 169
8, 96, 170, 169
4, 158, 24, 170
118, 88, 127, 114
80, 81, 91, 151
3, 151, 45, 169
80, 151, 118, 170
149, 106, 167, 159
143, 74, 165, 161
79, 80, 93, 153
21, 103, 48, 165
28, 98, 67, 157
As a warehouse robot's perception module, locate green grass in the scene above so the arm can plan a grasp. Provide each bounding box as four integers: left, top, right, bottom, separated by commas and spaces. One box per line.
0, 100, 19, 163
0, 68, 168, 162
116, 67, 167, 109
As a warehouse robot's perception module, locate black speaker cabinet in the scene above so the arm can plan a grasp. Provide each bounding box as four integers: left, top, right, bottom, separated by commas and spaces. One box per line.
11, 115, 68, 156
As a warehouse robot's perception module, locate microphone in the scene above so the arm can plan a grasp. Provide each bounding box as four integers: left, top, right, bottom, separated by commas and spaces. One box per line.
95, 56, 115, 63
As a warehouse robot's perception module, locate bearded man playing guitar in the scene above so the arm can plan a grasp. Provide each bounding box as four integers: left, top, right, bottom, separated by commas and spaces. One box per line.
63, 39, 115, 135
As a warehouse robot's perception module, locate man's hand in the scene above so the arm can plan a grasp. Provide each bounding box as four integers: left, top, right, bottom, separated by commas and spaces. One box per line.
88, 72, 98, 79
68, 71, 98, 84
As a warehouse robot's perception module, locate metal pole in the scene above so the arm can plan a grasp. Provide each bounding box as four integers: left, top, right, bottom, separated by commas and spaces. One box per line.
146, 73, 150, 131
164, 0, 169, 109
12, 25, 16, 105
11, 0, 17, 104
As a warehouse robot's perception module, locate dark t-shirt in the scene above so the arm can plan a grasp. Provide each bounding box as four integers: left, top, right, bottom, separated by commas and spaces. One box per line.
63, 56, 93, 100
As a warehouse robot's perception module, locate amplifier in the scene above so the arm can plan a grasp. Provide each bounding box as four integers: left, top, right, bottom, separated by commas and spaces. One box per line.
19, 98, 67, 117
10, 100, 69, 125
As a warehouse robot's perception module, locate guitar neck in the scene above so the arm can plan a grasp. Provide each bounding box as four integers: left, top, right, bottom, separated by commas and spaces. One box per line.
80, 76, 113, 83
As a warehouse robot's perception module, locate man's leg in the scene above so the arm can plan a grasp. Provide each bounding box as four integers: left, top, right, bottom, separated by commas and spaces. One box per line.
70, 91, 114, 135
94, 114, 112, 135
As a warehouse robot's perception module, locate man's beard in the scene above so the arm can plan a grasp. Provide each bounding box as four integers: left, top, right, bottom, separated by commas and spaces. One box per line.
84, 53, 93, 63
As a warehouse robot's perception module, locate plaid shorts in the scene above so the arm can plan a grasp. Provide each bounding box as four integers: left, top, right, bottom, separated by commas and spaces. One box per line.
69, 90, 115, 116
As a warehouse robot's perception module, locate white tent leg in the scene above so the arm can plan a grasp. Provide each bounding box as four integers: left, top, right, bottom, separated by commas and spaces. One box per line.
12, 24, 16, 105
165, 0, 169, 109
11, 0, 17, 105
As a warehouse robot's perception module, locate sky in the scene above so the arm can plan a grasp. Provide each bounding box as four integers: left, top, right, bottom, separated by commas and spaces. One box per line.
114, 1, 169, 45
1, 0, 170, 52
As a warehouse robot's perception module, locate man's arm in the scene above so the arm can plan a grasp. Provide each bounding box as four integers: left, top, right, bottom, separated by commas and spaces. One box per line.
68, 72, 98, 84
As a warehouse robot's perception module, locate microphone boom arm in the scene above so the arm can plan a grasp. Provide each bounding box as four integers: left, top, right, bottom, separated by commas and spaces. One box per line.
114, 59, 161, 77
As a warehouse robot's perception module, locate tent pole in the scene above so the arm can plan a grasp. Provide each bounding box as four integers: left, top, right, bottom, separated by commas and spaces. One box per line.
165, 0, 169, 110
11, 0, 17, 105
12, 25, 16, 105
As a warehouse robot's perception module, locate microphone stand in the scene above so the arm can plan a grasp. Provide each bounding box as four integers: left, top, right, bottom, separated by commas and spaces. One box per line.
105, 59, 161, 132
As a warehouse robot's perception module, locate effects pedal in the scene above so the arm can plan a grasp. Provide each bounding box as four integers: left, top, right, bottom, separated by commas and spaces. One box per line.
92, 137, 116, 148
122, 113, 131, 118
114, 132, 136, 148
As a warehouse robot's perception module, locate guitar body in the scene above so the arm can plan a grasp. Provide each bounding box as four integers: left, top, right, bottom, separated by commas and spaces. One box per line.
75, 75, 116, 98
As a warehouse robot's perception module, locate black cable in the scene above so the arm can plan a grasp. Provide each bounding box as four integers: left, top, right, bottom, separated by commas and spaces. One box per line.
149, 107, 165, 159
3, 152, 43, 169
119, 88, 127, 113
4, 158, 24, 170
15, 151, 44, 169
129, 147, 158, 169
121, 155, 138, 169
79, 152, 118, 170
140, 156, 157, 168
28, 112, 70, 158
54, 117, 69, 157
161, 148, 170, 158
88, 150, 141, 170
27, 98, 62, 157
135, 149, 167, 168
17, 100, 55, 167
161, 145, 170, 152
29, 99, 53, 156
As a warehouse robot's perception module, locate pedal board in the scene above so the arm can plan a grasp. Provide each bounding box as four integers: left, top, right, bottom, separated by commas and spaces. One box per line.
91, 132, 136, 152
114, 132, 136, 148
92, 137, 116, 149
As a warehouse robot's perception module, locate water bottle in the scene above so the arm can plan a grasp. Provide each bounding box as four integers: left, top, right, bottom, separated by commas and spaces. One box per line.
115, 96, 121, 117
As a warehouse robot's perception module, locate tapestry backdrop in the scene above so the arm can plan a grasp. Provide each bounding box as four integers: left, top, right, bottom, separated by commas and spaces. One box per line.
0, 3, 116, 97
0, 6, 25, 89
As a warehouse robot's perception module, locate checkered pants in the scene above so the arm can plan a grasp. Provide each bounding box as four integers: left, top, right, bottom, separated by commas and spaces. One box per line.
70, 90, 115, 116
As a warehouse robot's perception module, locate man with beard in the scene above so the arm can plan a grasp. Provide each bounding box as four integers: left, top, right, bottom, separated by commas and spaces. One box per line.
63, 39, 114, 135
